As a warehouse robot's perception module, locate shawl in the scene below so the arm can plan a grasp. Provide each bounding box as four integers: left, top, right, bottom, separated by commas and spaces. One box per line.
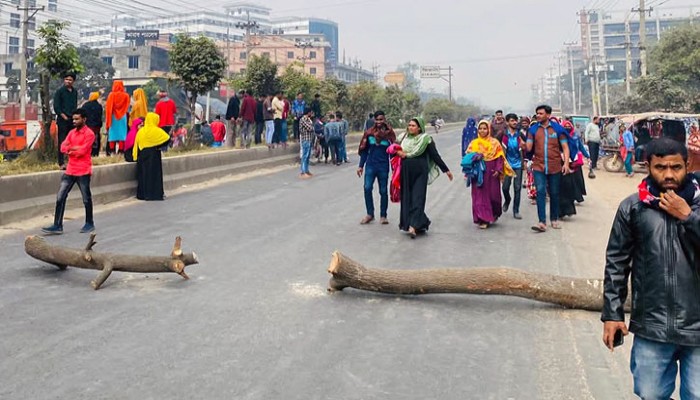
639, 175, 699, 210
88, 92, 100, 102
399, 117, 441, 184
130, 88, 148, 122
125, 118, 143, 151
467, 120, 515, 177
133, 113, 170, 161
462, 117, 477, 155
105, 80, 130, 129
358, 123, 396, 153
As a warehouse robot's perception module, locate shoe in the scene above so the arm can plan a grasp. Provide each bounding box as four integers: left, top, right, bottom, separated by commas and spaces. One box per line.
503, 201, 510, 213
408, 227, 417, 239
513, 213, 522, 220
80, 223, 95, 233
41, 225, 63, 235
478, 223, 488, 230
588, 171, 596, 179
299, 173, 311, 179
380, 217, 389, 225
360, 215, 374, 225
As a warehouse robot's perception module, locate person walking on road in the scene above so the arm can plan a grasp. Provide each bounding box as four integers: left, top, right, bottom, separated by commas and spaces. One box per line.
602, 137, 700, 399
501, 113, 526, 219
526, 104, 571, 232
491, 110, 507, 141
358, 111, 396, 225
337, 111, 350, 163
42, 108, 95, 235
239, 90, 257, 148
393, 117, 453, 238
292, 92, 306, 142
584, 116, 601, 178
225, 91, 241, 148
53, 72, 78, 168
83, 91, 103, 157
299, 107, 315, 178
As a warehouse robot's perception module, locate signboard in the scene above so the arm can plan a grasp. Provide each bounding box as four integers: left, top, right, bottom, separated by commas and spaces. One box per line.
124, 30, 160, 41
420, 66, 441, 79
384, 72, 405, 85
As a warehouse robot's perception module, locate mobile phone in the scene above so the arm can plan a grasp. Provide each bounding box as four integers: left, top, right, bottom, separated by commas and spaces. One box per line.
613, 330, 624, 347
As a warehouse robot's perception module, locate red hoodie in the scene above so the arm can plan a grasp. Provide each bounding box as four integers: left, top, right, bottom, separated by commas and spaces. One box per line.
61, 125, 95, 176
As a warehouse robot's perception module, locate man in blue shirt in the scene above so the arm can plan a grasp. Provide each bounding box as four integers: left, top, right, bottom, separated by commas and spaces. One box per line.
357, 110, 396, 225
291, 92, 306, 142
501, 113, 526, 219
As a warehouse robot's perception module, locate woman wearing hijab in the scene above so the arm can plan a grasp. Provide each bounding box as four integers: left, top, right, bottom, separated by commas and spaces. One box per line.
559, 120, 589, 218
130, 88, 148, 124
393, 117, 453, 238
466, 120, 514, 229
105, 80, 130, 155
133, 112, 170, 200
462, 117, 477, 156
83, 91, 103, 157
123, 118, 144, 163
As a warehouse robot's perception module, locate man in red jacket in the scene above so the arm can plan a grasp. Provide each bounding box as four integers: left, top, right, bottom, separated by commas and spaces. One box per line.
210, 115, 226, 147
238, 89, 257, 149
42, 108, 96, 235
154, 90, 177, 134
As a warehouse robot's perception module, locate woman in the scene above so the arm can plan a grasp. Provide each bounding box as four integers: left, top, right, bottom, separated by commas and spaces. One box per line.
130, 88, 148, 124
393, 117, 453, 238
133, 113, 170, 201
462, 117, 477, 157
105, 80, 130, 155
466, 120, 514, 229
123, 118, 143, 163
559, 121, 589, 218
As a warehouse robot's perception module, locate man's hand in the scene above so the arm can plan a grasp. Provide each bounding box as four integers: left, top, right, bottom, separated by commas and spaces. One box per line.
602, 321, 628, 351
61, 113, 68, 121
660, 190, 692, 221
356, 167, 363, 178
562, 163, 571, 175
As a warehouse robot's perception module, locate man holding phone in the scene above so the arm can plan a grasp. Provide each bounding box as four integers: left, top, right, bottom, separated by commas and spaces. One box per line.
602, 137, 700, 399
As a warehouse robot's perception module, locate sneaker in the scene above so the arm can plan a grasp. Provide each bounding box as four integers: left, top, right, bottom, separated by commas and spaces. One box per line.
503, 201, 510, 213
513, 213, 522, 220
41, 225, 63, 235
80, 223, 95, 233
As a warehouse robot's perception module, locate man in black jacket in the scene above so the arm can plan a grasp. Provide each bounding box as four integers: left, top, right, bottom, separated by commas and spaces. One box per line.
225, 90, 241, 148
602, 137, 700, 399
53, 72, 78, 167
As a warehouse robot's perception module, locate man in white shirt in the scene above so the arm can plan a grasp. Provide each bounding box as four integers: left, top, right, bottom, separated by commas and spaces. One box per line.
584, 116, 601, 178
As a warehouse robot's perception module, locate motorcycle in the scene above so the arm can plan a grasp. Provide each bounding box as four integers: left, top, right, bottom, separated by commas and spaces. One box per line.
601, 143, 647, 173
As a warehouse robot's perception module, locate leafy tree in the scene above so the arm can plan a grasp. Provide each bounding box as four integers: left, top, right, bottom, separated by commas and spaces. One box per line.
232, 54, 280, 97
169, 34, 226, 128
142, 79, 162, 109
34, 20, 83, 160
377, 85, 406, 128
279, 62, 319, 98
318, 76, 349, 115
402, 91, 422, 125
346, 81, 381, 130
74, 46, 115, 97
396, 62, 421, 93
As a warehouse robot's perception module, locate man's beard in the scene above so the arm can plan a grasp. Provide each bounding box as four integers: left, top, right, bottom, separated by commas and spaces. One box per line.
650, 174, 688, 193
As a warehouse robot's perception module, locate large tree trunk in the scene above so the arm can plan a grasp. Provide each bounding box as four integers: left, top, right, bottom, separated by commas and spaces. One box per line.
25, 234, 199, 290
327, 252, 629, 312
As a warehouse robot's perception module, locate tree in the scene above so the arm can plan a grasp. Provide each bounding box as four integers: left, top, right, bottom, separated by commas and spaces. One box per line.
423, 98, 455, 121
231, 54, 280, 97
346, 81, 382, 130
169, 34, 226, 128
279, 62, 319, 98
34, 20, 83, 161
377, 85, 406, 128
402, 91, 422, 125
142, 79, 162, 109
318, 76, 349, 115
74, 46, 115, 97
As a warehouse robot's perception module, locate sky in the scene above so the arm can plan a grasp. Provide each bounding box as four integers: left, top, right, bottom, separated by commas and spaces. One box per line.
66, 0, 664, 111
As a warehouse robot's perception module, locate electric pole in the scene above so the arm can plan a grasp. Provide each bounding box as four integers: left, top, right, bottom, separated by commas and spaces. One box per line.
18, 0, 44, 120
556, 53, 563, 112
625, 17, 632, 95
634, 0, 651, 77
235, 11, 259, 66
564, 42, 578, 114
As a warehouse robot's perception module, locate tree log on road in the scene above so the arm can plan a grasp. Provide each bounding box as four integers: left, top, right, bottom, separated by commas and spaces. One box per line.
25, 234, 199, 290
327, 251, 630, 312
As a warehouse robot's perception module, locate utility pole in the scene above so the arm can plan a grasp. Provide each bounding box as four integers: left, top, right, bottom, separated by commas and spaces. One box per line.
556, 54, 563, 112
18, 0, 44, 120
585, 10, 598, 116
235, 11, 259, 66
447, 66, 453, 102
634, 0, 651, 77
625, 17, 632, 95
604, 67, 610, 115
564, 41, 577, 114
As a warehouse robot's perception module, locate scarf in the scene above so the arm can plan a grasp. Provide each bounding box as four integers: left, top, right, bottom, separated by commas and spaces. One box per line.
132, 112, 170, 161
467, 120, 515, 178
399, 117, 441, 184
105, 80, 130, 129
638, 175, 700, 209
130, 88, 148, 123
358, 123, 396, 153
462, 117, 477, 156
125, 118, 143, 151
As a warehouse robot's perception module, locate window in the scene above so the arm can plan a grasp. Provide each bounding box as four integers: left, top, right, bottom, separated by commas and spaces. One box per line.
262, 52, 270, 57
10, 13, 20, 28
28, 0, 36, 6
240, 52, 246, 60
309, 51, 317, 59
128, 55, 139, 69
102, 56, 113, 66
287, 51, 294, 59
27, 61, 34, 71
310, 67, 317, 75
48, 0, 57, 11
27, 39, 35, 50
28, 16, 36, 30
9, 37, 20, 54
4, 63, 13, 75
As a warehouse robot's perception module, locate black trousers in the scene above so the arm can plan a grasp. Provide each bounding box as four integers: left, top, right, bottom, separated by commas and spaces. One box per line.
57, 121, 73, 165
255, 121, 264, 144
293, 118, 300, 140
588, 141, 600, 170
53, 174, 93, 228
273, 118, 282, 144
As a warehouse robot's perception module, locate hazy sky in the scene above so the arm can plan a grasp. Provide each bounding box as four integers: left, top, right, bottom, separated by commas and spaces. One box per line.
72, 0, 659, 111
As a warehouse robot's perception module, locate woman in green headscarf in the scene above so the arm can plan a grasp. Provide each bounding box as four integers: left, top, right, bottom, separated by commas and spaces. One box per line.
394, 117, 453, 238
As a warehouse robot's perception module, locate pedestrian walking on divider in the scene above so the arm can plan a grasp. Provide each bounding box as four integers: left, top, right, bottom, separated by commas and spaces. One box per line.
272, 91, 285, 147
255, 94, 265, 145
239, 90, 257, 148
133, 112, 171, 201
130, 88, 148, 124
392, 117, 452, 238
225, 90, 241, 148
357, 111, 396, 225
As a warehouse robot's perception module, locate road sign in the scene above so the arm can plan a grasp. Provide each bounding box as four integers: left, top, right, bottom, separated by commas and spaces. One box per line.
384, 72, 406, 85
420, 66, 441, 79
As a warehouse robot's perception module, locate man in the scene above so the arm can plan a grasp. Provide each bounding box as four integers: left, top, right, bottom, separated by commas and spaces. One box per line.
526, 104, 571, 232
210, 115, 226, 147
491, 109, 507, 140
154, 90, 177, 134
194, 102, 204, 133
82, 91, 103, 157
337, 111, 349, 163
602, 137, 700, 399
357, 110, 396, 225
310, 93, 322, 121
263, 94, 275, 148
584, 116, 601, 178
622, 123, 636, 178
255, 94, 265, 145
324, 112, 342, 165
53, 72, 78, 168
292, 92, 306, 142
272, 91, 285, 147
298, 107, 315, 178
225, 90, 241, 148
501, 113, 526, 219
364, 113, 375, 132
42, 109, 95, 235
238, 90, 257, 149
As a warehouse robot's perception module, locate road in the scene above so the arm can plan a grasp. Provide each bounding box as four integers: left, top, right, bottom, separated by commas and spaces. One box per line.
1, 126, 643, 399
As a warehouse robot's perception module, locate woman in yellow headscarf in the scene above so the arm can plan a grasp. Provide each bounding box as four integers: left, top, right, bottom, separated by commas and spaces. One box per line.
133, 112, 170, 201
130, 88, 148, 123
466, 120, 514, 229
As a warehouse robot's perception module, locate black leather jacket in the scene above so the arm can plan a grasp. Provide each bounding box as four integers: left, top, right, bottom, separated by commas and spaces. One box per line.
602, 192, 700, 346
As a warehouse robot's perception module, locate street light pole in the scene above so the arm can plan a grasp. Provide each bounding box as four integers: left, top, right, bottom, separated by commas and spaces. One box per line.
235, 11, 259, 67
564, 41, 578, 114
17, 0, 43, 120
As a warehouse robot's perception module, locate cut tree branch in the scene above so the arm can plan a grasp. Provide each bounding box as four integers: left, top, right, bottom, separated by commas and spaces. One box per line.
327, 251, 630, 312
25, 235, 199, 290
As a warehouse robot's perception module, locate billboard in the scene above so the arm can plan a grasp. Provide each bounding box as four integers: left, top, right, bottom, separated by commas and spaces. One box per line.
384, 72, 406, 85
125, 30, 160, 41
420, 66, 441, 79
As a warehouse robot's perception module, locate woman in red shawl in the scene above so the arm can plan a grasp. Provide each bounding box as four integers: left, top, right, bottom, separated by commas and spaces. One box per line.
105, 80, 130, 155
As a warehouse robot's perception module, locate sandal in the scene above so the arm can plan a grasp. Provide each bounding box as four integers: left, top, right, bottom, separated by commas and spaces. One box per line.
551, 221, 562, 229
478, 223, 488, 230
408, 227, 417, 239
531, 223, 547, 233
360, 215, 374, 225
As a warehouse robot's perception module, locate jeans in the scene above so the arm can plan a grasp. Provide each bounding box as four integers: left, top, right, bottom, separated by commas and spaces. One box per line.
280, 119, 288, 143
255, 121, 264, 144
240, 120, 253, 148
502, 168, 523, 215
328, 138, 341, 163
625, 151, 634, 174
631, 336, 700, 400
273, 118, 282, 144
340, 135, 348, 161
53, 174, 93, 228
265, 120, 275, 145
89, 125, 101, 157
300, 140, 312, 174
588, 141, 600, 170
364, 166, 389, 218
533, 171, 561, 224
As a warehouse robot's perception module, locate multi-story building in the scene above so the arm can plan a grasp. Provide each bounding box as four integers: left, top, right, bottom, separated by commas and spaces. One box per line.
271, 17, 339, 67
98, 45, 170, 89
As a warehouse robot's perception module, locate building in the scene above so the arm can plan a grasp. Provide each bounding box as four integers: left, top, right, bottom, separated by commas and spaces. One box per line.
98, 45, 170, 88
271, 17, 339, 66
329, 61, 374, 84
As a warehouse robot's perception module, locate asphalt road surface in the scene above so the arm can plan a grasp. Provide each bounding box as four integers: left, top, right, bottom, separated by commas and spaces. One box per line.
1, 126, 642, 399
